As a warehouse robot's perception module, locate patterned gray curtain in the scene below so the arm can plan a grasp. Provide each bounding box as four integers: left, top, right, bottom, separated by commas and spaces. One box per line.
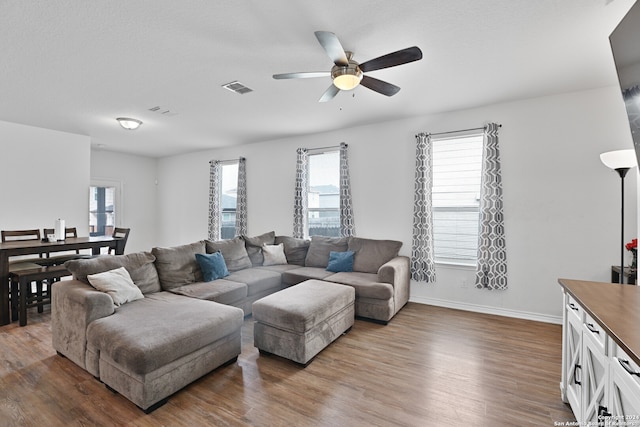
208, 160, 221, 241
339, 142, 356, 237
235, 157, 247, 236
475, 123, 507, 290
293, 148, 309, 238
411, 133, 436, 282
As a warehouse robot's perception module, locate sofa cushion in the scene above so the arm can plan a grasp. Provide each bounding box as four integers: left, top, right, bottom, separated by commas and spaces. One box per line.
195, 252, 230, 281
274, 236, 310, 266
348, 237, 402, 274
86, 291, 244, 375
281, 266, 336, 286
87, 267, 145, 306
255, 264, 302, 274
65, 251, 161, 295
169, 279, 247, 305
324, 272, 394, 300
206, 237, 252, 272
262, 243, 287, 266
225, 268, 282, 297
152, 241, 205, 290
243, 231, 275, 266
304, 236, 349, 268
326, 250, 354, 273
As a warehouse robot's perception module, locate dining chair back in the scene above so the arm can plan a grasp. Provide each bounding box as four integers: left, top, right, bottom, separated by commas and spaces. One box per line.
110, 227, 131, 254
1, 229, 41, 242
43, 227, 77, 240
1, 229, 46, 263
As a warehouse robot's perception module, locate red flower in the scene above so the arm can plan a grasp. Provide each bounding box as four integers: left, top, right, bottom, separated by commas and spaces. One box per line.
626, 238, 638, 251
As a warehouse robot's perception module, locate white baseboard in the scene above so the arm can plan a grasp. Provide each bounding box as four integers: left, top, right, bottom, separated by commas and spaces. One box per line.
409, 296, 563, 325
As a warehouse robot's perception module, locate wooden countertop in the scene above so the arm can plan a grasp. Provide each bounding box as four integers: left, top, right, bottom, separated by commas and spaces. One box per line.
559, 278, 640, 366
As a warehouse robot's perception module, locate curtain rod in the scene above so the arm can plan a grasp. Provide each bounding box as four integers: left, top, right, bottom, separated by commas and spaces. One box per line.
306, 143, 345, 153
417, 124, 502, 138
209, 157, 245, 164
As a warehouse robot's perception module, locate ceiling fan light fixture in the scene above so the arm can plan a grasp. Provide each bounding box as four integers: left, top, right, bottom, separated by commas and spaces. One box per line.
331, 64, 363, 91
116, 117, 143, 130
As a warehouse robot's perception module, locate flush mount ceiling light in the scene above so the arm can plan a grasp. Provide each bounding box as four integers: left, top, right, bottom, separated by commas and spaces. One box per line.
116, 117, 143, 130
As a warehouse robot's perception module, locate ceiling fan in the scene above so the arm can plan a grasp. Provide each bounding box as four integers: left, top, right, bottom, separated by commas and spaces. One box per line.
273, 31, 423, 102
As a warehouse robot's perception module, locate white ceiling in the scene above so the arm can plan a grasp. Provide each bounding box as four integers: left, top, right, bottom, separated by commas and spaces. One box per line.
0, 0, 636, 157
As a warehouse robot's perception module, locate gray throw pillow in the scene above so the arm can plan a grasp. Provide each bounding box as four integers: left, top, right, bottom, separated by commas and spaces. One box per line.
304, 236, 348, 268
64, 251, 161, 295
242, 231, 276, 266
205, 236, 252, 272
151, 241, 206, 290
274, 235, 310, 266
348, 237, 402, 274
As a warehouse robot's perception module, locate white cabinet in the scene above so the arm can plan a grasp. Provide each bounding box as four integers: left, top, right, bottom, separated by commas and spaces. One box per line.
560, 279, 640, 425
560, 289, 640, 424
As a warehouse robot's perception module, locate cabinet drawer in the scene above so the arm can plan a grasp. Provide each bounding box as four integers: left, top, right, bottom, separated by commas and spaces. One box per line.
613, 344, 640, 390
583, 313, 606, 352
566, 294, 582, 322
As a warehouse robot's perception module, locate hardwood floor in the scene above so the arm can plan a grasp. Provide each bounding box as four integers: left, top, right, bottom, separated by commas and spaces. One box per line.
0, 302, 575, 426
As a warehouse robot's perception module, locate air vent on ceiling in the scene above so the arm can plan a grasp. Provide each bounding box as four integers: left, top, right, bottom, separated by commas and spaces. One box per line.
148, 105, 178, 116
222, 81, 253, 95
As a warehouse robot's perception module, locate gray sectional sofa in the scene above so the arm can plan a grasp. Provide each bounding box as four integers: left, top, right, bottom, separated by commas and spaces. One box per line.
51, 232, 410, 412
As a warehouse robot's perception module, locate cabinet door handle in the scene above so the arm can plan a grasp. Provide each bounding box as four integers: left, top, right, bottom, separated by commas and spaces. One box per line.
619, 358, 640, 377
586, 323, 600, 334
574, 363, 582, 385
569, 303, 579, 311
598, 405, 611, 418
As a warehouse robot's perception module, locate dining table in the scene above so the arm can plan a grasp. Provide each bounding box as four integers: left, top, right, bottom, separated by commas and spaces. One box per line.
0, 235, 125, 325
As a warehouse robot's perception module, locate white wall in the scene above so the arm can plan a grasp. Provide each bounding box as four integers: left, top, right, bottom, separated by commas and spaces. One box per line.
156, 86, 636, 322
90, 149, 158, 253
0, 120, 90, 234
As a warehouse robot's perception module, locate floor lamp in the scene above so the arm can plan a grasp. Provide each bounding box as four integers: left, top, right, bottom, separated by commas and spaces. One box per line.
600, 149, 637, 284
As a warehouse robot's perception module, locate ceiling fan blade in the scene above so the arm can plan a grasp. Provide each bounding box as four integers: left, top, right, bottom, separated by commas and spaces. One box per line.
360, 75, 400, 97
314, 31, 349, 66
359, 46, 423, 73
319, 84, 340, 102
273, 71, 331, 79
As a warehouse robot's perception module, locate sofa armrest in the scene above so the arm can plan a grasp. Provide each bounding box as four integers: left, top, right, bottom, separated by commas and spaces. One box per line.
377, 256, 410, 313
52, 279, 115, 370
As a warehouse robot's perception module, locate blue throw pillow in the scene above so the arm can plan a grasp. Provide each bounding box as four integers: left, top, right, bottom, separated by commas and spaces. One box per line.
196, 252, 230, 281
326, 250, 354, 273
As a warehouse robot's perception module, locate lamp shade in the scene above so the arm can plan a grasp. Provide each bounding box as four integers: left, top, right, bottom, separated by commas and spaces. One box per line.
333, 74, 361, 90
600, 149, 637, 170
331, 63, 363, 91
116, 117, 143, 130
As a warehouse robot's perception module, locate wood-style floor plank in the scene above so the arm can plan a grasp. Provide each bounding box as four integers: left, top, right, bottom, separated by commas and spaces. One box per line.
0, 302, 575, 426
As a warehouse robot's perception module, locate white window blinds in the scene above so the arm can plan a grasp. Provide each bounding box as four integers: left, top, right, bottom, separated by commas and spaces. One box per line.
432, 133, 483, 264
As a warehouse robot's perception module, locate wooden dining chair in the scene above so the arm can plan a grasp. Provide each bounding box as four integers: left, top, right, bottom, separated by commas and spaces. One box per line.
1, 229, 49, 321
1, 229, 47, 263
109, 227, 131, 254
43, 227, 76, 240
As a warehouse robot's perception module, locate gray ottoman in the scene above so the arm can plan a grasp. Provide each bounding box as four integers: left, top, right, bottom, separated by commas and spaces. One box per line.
252, 279, 355, 365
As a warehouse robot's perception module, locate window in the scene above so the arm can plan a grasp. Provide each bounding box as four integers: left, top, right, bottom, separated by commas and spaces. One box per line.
432, 133, 483, 265
89, 180, 120, 237
220, 161, 239, 239
308, 150, 340, 237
